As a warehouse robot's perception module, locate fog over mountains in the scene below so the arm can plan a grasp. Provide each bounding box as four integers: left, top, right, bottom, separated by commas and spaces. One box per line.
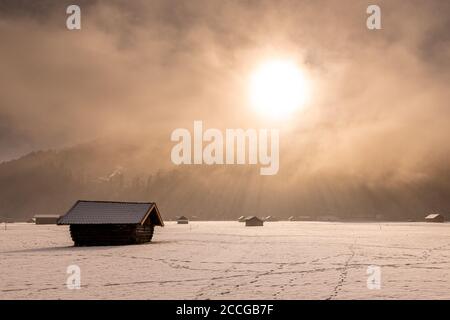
1, 135, 449, 221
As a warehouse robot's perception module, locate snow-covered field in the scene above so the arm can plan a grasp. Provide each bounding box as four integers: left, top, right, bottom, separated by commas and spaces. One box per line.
1, 221, 450, 299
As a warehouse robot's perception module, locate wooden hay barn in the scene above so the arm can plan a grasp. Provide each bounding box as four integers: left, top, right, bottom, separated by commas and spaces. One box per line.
57, 200, 164, 246
245, 216, 264, 227
238, 216, 246, 222
34, 215, 61, 225
425, 214, 445, 223
177, 216, 189, 224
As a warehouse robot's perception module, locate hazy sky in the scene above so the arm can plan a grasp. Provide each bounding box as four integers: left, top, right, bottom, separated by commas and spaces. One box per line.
0, 0, 449, 185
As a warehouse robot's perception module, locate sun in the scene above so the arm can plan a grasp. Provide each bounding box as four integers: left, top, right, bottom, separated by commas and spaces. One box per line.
249, 59, 309, 119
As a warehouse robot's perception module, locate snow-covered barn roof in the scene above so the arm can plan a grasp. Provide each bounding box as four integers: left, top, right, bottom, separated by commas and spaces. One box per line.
57, 200, 164, 226
425, 214, 443, 219
245, 216, 263, 221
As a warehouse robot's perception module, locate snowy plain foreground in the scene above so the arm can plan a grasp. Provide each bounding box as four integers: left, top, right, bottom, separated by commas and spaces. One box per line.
1, 221, 450, 299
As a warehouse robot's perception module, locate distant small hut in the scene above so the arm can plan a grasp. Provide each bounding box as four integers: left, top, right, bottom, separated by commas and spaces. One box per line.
177, 216, 189, 224
245, 216, 264, 227
425, 214, 445, 223
238, 216, 246, 222
288, 216, 295, 221
57, 200, 164, 246
264, 216, 278, 222
34, 215, 61, 225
